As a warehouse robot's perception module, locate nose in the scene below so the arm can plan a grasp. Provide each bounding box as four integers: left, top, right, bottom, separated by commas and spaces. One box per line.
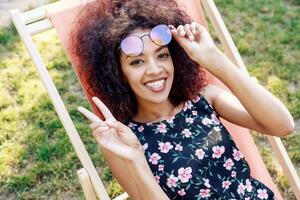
145, 58, 163, 75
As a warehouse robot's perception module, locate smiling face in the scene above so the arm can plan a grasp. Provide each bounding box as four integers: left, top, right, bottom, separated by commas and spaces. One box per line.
120, 28, 174, 108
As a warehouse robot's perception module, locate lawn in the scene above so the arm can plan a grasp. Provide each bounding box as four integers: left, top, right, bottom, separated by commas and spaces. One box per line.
0, 0, 299, 199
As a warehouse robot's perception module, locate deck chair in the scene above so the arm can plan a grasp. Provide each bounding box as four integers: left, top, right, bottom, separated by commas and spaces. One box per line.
9, 0, 300, 199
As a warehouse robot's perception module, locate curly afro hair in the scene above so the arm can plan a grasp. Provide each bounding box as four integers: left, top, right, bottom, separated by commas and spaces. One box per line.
71, 0, 206, 123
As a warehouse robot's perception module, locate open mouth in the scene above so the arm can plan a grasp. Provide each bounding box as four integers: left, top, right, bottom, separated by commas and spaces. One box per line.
144, 78, 167, 92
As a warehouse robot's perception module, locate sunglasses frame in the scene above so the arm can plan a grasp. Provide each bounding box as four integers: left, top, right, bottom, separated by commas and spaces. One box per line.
120, 24, 172, 57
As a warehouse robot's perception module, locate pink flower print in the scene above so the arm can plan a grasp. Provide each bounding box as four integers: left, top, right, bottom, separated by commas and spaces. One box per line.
223, 158, 234, 170
166, 175, 178, 188
158, 142, 173, 153
212, 145, 225, 159
192, 95, 201, 103
199, 189, 211, 198
231, 171, 236, 177
157, 123, 167, 133
257, 189, 269, 199
245, 179, 253, 192
232, 148, 244, 161
149, 153, 161, 165
177, 188, 186, 196
155, 175, 160, 183
178, 167, 192, 183
245, 197, 251, 200
182, 129, 192, 138
222, 180, 231, 189
192, 96, 200, 103
158, 164, 164, 171
142, 143, 148, 151
183, 100, 193, 111
211, 113, 220, 124
195, 148, 205, 160
166, 116, 174, 124
203, 178, 211, 188
202, 117, 213, 125
138, 126, 144, 132
213, 126, 221, 132
192, 110, 198, 116
186, 117, 194, 124
175, 144, 183, 151
128, 122, 136, 128
237, 183, 246, 195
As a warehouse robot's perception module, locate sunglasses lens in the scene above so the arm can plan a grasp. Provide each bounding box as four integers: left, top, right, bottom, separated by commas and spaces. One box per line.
120, 36, 143, 57
150, 24, 172, 46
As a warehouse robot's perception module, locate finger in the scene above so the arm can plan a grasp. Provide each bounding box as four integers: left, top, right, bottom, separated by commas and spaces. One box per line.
190, 22, 198, 34
92, 126, 110, 136
168, 25, 177, 33
191, 22, 205, 40
168, 25, 181, 39
89, 121, 107, 130
77, 106, 102, 123
106, 121, 139, 145
184, 24, 194, 40
106, 120, 130, 133
92, 128, 111, 146
92, 96, 116, 121
177, 25, 185, 37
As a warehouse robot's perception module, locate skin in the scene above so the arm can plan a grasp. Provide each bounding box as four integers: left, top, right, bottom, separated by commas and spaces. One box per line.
119, 27, 183, 123
77, 22, 295, 200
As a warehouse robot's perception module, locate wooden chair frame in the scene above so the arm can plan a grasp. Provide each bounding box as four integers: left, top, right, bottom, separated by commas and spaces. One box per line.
9, 0, 300, 199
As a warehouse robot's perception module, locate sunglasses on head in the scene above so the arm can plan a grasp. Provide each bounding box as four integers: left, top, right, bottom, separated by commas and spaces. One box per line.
120, 24, 172, 57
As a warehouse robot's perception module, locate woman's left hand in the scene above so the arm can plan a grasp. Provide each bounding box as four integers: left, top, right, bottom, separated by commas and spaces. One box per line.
169, 22, 216, 66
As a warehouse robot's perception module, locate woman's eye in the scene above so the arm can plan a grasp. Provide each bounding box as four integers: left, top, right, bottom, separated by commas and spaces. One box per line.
159, 53, 169, 59
130, 60, 143, 65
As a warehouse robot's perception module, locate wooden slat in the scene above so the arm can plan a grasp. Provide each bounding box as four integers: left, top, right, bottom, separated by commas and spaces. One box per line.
267, 136, 300, 199
112, 193, 129, 200
27, 19, 53, 35
201, 0, 248, 75
77, 168, 97, 200
21, 7, 47, 25
9, 8, 110, 200
201, 0, 300, 198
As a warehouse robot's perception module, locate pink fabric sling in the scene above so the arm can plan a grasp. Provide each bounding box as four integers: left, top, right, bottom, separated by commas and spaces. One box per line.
48, 0, 282, 198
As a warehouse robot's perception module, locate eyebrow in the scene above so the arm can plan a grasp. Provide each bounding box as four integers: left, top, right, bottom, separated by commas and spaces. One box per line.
126, 46, 168, 60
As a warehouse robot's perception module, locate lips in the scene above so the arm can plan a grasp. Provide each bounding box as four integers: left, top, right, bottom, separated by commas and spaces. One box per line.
145, 79, 165, 88
144, 78, 167, 92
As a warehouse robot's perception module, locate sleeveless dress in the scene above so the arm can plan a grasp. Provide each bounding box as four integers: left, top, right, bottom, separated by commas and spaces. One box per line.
126, 95, 276, 200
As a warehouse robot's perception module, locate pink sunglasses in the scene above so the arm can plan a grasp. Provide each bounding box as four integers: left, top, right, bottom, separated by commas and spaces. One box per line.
120, 24, 172, 57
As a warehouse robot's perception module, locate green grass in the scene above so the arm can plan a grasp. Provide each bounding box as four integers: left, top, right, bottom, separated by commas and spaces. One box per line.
0, 0, 299, 199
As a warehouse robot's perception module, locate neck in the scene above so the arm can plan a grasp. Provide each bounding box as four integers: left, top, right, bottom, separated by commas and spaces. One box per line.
133, 98, 184, 123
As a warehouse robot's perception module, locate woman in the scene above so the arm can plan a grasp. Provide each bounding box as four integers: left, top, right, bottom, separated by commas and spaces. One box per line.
74, 0, 294, 199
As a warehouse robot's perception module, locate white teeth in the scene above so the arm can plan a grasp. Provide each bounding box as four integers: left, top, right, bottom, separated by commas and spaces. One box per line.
145, 79, 165, 88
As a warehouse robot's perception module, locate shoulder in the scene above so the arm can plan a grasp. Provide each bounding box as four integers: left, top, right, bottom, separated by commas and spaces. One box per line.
199, 84, 224, 106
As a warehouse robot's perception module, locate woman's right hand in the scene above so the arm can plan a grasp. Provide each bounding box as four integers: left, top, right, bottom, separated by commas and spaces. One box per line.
77, 96, 142, 161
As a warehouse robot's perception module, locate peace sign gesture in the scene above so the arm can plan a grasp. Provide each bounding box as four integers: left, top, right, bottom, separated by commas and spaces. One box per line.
77, 97, 142, 161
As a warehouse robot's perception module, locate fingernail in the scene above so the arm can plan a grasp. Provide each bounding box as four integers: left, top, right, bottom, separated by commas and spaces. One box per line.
168, 25, 175, 30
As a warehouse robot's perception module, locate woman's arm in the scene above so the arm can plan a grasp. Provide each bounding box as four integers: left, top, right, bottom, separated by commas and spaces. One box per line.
169, 23, 294, 137
78, 97, 169, 200
102, 145, 169, 200
197, 47, 295, 137
124, 149, 170, 200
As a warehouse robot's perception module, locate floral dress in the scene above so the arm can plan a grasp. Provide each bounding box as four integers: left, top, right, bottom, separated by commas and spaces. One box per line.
127, 95, 276, 200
